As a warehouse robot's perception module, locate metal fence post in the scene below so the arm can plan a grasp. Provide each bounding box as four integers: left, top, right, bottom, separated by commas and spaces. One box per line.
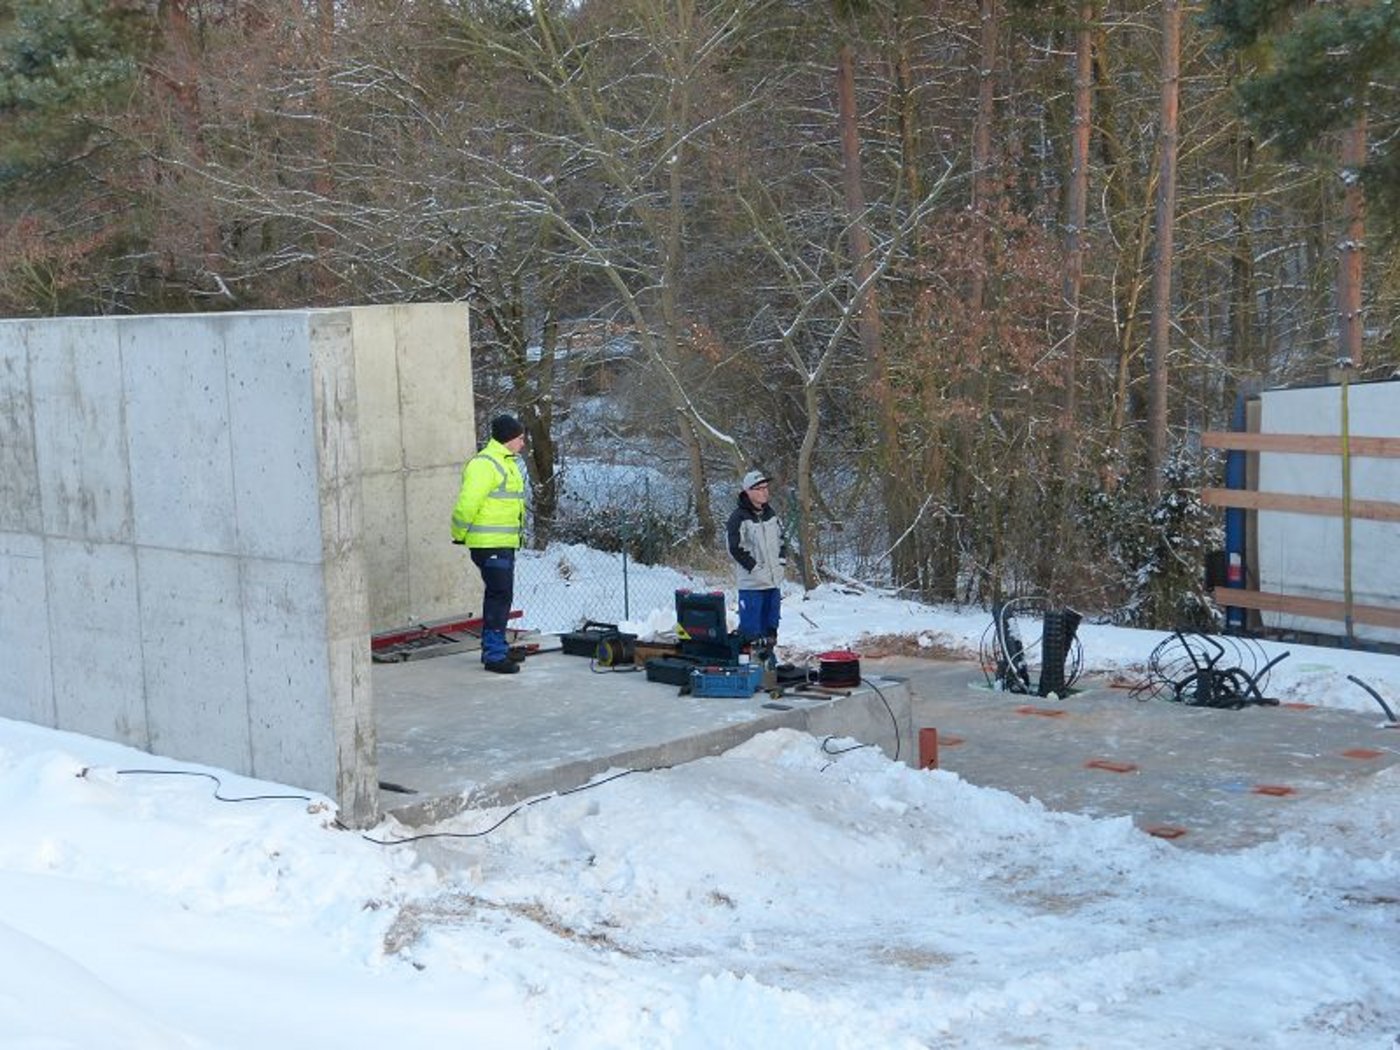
622, 545, 630, 620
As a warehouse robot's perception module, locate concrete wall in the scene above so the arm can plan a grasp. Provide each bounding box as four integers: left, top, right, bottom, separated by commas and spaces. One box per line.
351, 305, 479, 631
0, 304, 473, 826
1257, 379, 1400, 645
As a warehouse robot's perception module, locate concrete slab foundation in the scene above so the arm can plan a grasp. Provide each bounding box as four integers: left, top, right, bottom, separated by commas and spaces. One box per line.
868, 656, 1400, 852
373, 647, 913, 827
371, 651, 1398, 853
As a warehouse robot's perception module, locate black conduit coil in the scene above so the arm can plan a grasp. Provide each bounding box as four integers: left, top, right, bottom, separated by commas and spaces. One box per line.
1132, 630, 1286, 708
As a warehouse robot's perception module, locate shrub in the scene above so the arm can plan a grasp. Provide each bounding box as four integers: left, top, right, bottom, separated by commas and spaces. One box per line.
1079, 451, 1223, 630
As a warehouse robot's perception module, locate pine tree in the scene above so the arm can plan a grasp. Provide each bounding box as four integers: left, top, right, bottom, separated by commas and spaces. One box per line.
1205, 0, 1400, 228
0, 0, 148, 181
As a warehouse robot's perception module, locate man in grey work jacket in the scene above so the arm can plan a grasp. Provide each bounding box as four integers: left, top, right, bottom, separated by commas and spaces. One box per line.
725, 469, 788, 646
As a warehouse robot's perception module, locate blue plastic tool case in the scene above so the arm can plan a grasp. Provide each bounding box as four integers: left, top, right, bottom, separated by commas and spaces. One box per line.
689, 663, 763, 698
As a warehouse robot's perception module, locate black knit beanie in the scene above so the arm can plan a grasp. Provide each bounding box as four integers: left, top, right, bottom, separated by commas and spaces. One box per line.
491, 414, 525, 443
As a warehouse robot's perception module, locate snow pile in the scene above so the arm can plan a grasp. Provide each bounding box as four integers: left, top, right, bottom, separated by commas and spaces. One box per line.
2, 550, 1398, 1047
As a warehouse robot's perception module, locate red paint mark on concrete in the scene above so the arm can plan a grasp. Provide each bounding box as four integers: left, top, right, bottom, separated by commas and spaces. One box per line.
1341, 748, 1384, 760
1014, 706, 1067, 718
1252, 784, 1297, 797
1084, 759, 1138, 774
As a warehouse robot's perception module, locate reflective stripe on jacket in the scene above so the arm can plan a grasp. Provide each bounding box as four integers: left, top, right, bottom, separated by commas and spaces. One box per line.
451, 438, 525, 548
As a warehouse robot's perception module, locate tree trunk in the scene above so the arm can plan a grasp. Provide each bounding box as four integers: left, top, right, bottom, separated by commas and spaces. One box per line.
796, 377, 822, 592
156, 0, 218, 268
1146, 0, 1181, 496
969, 0, 997, 314
836, 39, 907, 586
1338, 114, 1367, 367
892, 1, 922, 203
1060, 1, 1093, 466
681, 412, 711, 547
1227, 115, 1257, 381
314, 0, 337, 299
662, 2, 715, 544
1107, 163, 1158, 489
525, 312, 560, 547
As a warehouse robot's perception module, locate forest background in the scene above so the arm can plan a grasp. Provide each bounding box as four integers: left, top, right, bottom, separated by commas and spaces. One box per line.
2, 0, 1398, 629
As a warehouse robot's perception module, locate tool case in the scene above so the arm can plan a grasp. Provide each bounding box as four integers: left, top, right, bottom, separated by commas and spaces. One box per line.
689, 663, 764, 698
644, 655, 704, 686
674, 590, 741, 663
560, 621, 636, 658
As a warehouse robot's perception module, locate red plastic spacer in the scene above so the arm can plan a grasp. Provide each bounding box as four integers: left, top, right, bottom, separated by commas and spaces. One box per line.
1014, 706, 1067, 718
918, 728, 939, 770
1341, 748, 1384, 760
1252, 784, 1297, 797
1145, 825, 1188, 840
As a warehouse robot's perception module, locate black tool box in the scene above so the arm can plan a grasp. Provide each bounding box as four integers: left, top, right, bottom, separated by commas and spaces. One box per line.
674, 590, 741, 664
560, 620, 637, 657
644, 654, 705, 686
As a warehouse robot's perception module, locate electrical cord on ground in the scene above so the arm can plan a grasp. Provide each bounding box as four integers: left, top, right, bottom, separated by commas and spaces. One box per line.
820, 736, 870, 757
813, 676, 901, 764
861, 675, 901, 762
1347, 675, 1399, 724
97, 767, 317, 804
99, 675, 902, 840
361, 767, 642, 846
589, 657, 641, 674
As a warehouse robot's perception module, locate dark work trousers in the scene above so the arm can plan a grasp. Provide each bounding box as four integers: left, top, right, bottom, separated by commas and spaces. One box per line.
737, 587, 781, 642
470, 548, 516, 663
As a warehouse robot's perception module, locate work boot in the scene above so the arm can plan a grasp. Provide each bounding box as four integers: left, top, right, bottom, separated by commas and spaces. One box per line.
483, 658, 520, 675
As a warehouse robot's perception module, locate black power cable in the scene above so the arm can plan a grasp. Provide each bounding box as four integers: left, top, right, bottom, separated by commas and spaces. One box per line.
88, 763, 639, 845
815, 676, 901, 762
361, 768, 641, 846
95, 679, 905, 846
98, 767, 317, 804
1347, 675, 1399, 723
862, 676, 901, 763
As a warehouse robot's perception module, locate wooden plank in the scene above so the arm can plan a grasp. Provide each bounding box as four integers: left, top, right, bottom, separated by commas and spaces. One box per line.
1202, 431, 1400, 458
1210, 588, 1400, 631
1201, 487, 1400, 523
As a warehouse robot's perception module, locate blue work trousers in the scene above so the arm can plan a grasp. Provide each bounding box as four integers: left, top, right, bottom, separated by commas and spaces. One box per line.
471, 548, 516, 663
737, 587, 781, 643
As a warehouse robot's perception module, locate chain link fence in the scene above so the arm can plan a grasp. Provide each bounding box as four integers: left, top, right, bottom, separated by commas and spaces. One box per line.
514, 544, 725, 634
511, 459, 734, 634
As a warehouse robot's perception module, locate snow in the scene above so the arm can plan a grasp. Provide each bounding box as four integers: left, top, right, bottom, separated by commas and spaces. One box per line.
3, 548, 1399, 1048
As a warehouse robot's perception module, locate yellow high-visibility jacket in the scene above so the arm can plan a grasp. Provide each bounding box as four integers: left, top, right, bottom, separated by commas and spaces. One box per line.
450, 439, 525, 548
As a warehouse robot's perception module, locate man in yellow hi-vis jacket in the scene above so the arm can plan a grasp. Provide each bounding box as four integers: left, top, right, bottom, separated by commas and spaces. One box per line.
452, 414, 527, 674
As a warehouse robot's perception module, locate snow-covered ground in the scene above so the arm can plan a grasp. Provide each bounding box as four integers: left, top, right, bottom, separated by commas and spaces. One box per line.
3, 546, 1398, 1048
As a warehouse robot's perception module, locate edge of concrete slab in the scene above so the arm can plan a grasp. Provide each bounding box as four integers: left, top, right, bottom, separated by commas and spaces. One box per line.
383, 676, 913, 827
